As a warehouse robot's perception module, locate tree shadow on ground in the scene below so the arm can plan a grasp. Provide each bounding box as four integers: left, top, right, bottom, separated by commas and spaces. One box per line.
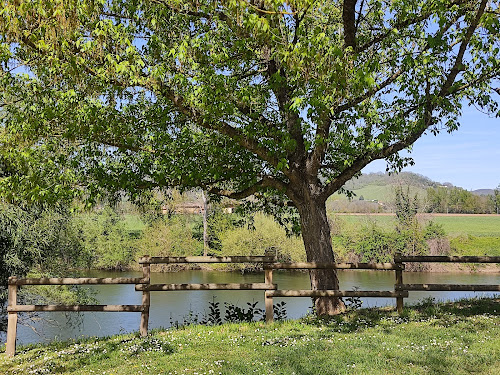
301, 297, 500, 333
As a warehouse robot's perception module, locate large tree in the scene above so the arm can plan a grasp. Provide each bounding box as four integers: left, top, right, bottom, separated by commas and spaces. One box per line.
1, 0, 499, 314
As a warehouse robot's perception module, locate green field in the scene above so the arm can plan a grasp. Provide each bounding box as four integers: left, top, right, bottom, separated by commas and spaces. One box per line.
122, 211, 500, 238
429, 216, 500, 237
333, 214, 500, 237
2, 298, 499, 375
331, 214, 500, 257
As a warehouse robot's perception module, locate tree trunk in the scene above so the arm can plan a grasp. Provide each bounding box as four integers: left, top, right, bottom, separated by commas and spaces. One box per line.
296, 197, 346, 315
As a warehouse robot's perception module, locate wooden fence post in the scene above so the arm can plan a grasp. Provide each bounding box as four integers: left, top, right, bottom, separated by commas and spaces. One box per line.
394, 253, 404, 315
140, 256, 151, 337
265, 268, 274, 323
6, 277, 18, 356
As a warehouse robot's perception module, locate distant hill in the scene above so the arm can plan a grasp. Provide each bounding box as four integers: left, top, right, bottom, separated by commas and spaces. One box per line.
343, 172, 440, 191
472, 189, 495, 196
329, 172, 496, 213
337, 172, 440, 202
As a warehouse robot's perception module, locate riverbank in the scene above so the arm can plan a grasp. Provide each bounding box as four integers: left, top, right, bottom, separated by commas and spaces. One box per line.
125, 261, 500, 273
2, 297, 499, 374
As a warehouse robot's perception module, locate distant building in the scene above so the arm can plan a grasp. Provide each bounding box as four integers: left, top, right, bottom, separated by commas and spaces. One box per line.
163, 203, 235, 215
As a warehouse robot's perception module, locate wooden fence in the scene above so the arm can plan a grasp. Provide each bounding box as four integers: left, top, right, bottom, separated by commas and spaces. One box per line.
5, 259, 151, 357
394, 255, 500, 294
5, 254, 500, 356
263, 261, 407, 323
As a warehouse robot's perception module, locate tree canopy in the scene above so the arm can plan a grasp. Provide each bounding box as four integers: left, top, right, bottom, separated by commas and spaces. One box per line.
1, 0, 499, 313
1, 0, 498, 205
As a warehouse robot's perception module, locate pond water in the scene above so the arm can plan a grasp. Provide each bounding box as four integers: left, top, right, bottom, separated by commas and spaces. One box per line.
4, 269, 500, 345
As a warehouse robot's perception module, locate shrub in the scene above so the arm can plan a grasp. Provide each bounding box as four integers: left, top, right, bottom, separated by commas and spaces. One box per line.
331, 214, 448, 265
219, 213, 305, 262
75, 208, 135, 270
137, 215, 203, 258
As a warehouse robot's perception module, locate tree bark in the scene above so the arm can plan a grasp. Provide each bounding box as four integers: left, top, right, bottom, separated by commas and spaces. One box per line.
296, 196, 346, 315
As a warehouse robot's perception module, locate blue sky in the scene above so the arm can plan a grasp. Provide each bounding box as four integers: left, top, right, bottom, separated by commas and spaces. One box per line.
362, 106, 500, 190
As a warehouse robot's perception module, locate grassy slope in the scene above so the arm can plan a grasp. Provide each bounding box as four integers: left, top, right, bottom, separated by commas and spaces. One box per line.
349, 185, 427, 202
2, 298, 499, 375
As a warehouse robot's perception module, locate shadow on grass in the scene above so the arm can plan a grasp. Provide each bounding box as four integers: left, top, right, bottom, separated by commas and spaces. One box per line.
301, 296, 500, 333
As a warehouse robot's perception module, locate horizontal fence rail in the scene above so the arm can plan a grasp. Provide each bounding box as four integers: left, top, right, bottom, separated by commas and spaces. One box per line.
265, 262, 402, 270
7, 305, 145, 312
136, 283, 277, 291
138, 256, 276, 264
394, 255, 500, 263
10, 277, 149, 285
396, 284, 500, 292
6, 254, 499, 357
266, 290, 409, 298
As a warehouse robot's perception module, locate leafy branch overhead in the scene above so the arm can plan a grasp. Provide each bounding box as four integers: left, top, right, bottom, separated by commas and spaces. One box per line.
0, 0, 498, 206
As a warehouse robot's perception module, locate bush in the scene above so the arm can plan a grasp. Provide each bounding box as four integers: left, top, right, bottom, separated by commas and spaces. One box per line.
137, 215, 203, 258
336, 221, 394, 263
0, 204, 92, 332
332, 215, 448, 265
75, 208, 135, 270
423, 221, 446, 240
0, 204, 85, 296
219, 213, 305, 262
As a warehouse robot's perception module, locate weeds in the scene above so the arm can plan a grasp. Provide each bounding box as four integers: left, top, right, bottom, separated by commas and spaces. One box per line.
344, 287, 363, 311
170, 298, 287, 328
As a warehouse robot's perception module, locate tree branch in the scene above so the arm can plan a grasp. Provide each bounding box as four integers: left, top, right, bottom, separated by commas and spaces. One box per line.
330, 10, 465, 118
343, 0, 358, 50
208, 176, 288, 200
234, 101, 281, 140
438, 0, 488, 96
330, 68, 403, 116
320, 116, 431, 200
158, 85, 283, 171
356, 0, 469, 53
267, 58, 306, 167
307, 113, 331, 178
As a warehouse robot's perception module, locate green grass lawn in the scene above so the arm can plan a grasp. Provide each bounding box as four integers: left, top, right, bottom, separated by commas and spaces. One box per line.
2, 298, 499, 374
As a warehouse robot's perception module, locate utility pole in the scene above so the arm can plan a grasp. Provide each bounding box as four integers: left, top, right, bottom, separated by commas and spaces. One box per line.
202, 191, 208, 256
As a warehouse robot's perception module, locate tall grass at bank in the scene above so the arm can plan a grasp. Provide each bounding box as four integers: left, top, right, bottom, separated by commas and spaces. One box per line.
2, 298, 499, 375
